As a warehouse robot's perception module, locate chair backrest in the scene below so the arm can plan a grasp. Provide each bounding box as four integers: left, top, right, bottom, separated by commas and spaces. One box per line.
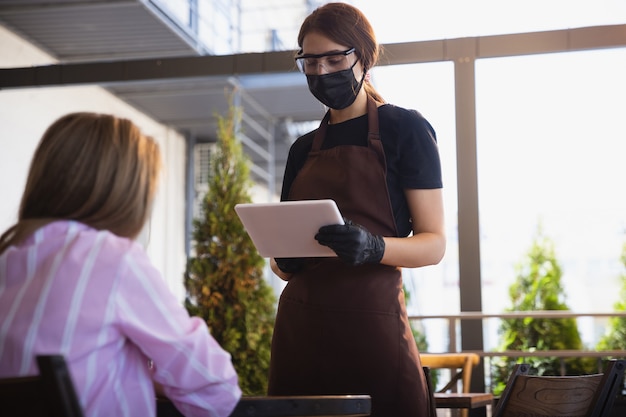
420, 353, 480, 417
420, 353, 480, 394
493, 359, 626, 417
0, 355, 84, 417
588, 359, 626, 417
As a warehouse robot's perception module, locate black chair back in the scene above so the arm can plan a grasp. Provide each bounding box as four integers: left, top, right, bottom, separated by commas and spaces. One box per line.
0, 355, 84, 417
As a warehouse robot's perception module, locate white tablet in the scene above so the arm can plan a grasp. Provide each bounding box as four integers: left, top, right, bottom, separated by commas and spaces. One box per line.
234, 199, 344, 258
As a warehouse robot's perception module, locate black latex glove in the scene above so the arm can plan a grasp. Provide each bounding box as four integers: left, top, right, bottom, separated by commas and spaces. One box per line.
315, 219, 385, 265
275, 257, 306, 273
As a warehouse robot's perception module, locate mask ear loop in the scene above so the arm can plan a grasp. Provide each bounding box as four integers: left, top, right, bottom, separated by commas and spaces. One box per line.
352, 65, 367, 96
364, 69, 371, 84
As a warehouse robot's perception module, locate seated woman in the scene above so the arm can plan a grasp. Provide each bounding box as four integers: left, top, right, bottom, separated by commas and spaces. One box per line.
0, 112, 241, 417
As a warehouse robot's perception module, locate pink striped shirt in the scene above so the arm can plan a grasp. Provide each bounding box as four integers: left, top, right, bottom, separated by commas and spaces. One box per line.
0, 220, 241, 417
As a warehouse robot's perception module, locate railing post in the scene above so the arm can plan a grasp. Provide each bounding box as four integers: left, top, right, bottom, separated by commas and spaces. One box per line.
449, 318, 457, 352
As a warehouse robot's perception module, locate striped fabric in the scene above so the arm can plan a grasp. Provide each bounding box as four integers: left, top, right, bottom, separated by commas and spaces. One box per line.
0, 220, 241, 417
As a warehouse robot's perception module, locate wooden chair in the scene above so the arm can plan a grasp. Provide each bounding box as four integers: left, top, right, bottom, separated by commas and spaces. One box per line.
420, 353, 481, 394
420, 353, 481, 417
493, 359, 626, 417
0, 354, 84, 417
157, 395, 372, 417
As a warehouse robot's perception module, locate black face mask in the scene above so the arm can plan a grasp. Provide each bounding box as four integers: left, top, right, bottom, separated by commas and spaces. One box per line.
306, 65, 366, 110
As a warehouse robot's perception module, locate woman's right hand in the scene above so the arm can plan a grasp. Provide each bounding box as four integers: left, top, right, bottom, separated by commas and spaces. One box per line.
271, 258, 303, 281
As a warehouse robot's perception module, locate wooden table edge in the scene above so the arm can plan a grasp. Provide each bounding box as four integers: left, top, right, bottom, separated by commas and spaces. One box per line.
433, 392, 494, 409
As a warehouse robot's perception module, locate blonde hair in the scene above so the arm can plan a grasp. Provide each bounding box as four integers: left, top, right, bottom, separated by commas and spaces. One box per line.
0, 112, 162, 253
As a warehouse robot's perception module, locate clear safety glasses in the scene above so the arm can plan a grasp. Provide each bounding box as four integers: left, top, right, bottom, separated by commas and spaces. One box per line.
295, 48, 356, 75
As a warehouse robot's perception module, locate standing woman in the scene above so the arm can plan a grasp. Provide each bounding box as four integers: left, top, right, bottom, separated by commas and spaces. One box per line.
268, 3, 445, 417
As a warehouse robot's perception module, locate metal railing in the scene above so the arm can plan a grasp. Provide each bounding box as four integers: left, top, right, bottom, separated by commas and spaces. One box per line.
409, 310, 626, 354
409, 311, 626, 390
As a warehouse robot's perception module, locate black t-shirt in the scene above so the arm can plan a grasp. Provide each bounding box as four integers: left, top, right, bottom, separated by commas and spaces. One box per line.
281, 104, 443, 237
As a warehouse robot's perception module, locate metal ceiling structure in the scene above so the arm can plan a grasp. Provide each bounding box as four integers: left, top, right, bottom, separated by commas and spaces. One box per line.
1, 1, 626, 195
0, 0, 323, 194
0, 0, 207, 60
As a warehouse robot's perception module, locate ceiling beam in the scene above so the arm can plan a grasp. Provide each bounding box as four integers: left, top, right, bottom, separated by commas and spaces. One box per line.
1, 24, 625, 90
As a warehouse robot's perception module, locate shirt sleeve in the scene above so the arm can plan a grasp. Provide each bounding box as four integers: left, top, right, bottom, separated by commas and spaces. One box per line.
114, 243, 241, 417
397, 110, 443, 190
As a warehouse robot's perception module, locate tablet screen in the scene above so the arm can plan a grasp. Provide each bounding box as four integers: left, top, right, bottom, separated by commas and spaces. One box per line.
234, 199, 344, 257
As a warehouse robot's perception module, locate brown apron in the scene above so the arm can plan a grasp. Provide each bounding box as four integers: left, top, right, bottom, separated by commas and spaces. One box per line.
268, 97, 430, 417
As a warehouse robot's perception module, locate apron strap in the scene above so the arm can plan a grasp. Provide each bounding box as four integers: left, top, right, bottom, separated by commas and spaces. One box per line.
366, 96, 387, 171
311, 96, 385, 170
311, 111, 330, 152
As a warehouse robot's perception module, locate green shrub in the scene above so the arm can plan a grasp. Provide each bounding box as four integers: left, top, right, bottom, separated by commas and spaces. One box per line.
491, 226, 595, 394
184, 100, 276, 395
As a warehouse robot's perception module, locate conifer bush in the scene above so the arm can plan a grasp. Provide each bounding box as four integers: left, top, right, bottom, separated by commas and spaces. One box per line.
491, 226, 595, 394
184, 100, 276, 395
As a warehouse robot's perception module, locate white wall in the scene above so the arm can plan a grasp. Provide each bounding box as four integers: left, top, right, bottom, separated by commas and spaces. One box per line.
0, 24, 188, 300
